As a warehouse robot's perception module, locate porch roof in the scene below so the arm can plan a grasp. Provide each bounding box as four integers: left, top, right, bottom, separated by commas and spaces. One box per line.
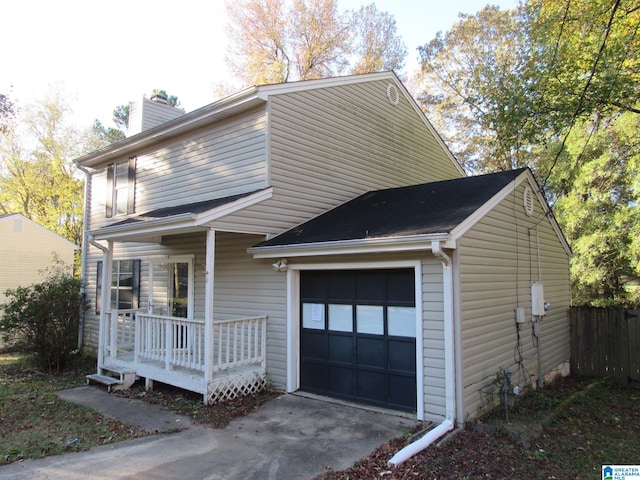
90, 188, 273, 242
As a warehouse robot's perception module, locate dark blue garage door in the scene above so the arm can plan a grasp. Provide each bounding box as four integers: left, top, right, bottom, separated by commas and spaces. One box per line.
300, 269, 417, 412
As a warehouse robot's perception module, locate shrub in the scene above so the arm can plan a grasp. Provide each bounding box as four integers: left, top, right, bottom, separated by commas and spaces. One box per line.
1, 265, 85, 373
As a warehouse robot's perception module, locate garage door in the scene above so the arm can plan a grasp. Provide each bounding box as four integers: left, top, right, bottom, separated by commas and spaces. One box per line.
300, 269, 417, 412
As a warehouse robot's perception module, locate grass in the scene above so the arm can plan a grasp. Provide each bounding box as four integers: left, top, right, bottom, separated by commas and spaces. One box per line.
0, 352, 147, 465
317, 377, 640, 479
2, 351, 639, 478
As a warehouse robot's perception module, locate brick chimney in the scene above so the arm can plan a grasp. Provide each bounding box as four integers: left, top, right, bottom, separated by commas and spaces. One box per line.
128, 95, 185, 135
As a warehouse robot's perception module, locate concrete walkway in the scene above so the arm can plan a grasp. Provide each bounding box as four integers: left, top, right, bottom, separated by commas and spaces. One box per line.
0, 386, 417, 480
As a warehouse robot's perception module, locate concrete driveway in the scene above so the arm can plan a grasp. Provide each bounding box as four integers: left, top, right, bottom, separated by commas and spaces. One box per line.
0, 387, 417, 480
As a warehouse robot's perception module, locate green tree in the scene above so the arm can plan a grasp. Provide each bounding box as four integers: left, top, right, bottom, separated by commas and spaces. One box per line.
414, 0, 640, 306
549, 113, 640, 306
112, 104, 130, 131
0, 88, 84, 246
416, 6, 528, 172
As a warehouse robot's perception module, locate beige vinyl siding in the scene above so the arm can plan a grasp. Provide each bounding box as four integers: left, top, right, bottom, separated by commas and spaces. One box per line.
422, 256, 446, 422
213, 233, 287, 385
0, 215, 76, 312
216, 80, 463, 236
456, 180, 571, 419
87, 108, 268, 234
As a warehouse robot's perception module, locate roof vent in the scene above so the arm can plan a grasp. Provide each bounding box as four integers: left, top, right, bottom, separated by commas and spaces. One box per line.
523, 186, 534, 216
387, 84, 399, 105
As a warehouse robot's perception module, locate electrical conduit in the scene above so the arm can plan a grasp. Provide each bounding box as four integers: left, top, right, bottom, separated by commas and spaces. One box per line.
388, 240, 456, 467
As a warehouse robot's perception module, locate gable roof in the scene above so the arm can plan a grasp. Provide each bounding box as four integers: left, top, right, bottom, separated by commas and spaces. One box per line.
250, 168, 571, 257
74, 72, 463, 176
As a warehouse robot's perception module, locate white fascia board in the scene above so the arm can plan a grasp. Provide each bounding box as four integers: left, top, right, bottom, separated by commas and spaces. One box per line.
448, 169, 572, 256
90, 214, 197, 242
255, 71, 396, 99
91, 188, 273, 242
194, 188, 273, 226
249, 233, 450, 259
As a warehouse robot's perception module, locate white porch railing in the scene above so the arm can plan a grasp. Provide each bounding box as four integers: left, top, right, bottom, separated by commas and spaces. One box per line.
103, 309, 140, 360
134, 313, 267, 374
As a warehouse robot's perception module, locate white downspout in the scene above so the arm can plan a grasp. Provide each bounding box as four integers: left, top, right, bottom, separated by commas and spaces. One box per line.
76, 165, 92, 349
89, 236, 112, 372
389, 240, 456, 467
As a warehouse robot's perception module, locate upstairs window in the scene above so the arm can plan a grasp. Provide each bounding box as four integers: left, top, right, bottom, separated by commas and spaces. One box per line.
106, 157, 136, 217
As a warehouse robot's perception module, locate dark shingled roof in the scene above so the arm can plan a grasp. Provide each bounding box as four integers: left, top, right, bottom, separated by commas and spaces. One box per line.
256, 168, 527, 248
108, 190, 262, 227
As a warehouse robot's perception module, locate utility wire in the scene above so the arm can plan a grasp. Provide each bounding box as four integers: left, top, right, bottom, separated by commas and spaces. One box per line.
542, 0, 622, 188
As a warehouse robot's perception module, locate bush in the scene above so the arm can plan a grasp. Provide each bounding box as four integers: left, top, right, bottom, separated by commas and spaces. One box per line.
0, 265, 85, 373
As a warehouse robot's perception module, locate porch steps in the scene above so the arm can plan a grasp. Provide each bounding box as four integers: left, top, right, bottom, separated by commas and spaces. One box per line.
87, 365, 137, 392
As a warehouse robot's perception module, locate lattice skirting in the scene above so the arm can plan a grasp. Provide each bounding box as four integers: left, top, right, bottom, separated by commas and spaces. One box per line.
206, 369, 267, 404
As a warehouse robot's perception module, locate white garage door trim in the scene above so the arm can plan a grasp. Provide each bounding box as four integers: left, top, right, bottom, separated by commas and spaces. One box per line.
285, 259, 424, 420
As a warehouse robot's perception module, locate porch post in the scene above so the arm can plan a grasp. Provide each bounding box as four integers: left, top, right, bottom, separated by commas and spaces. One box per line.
95, 240, 113, 367
106, 241, 116, 360
204, 229, 216, 391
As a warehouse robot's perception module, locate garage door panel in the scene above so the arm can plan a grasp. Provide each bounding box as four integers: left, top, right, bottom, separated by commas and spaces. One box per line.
389, 375, 417, 409
301, 331, 325, 358
301, 362, 326, 391
356, 337, 386, 368
357, 370, 389, 404
356, 271, 387, 301
328, 365, 354, 396
328, 334, 353, 363
388, 339, 416, 372
328, 271, 356, 301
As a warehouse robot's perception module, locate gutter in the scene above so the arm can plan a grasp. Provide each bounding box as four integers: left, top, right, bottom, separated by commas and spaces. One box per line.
388, 240, 456, 467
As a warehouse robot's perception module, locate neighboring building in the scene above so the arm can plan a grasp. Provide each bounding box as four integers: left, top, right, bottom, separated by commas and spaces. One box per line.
75, 72, 571, 426
0, 214, 77, 346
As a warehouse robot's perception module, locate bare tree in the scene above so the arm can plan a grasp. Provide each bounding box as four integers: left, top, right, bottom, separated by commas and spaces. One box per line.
225, 0, 406, 86
347, 4, 406, 75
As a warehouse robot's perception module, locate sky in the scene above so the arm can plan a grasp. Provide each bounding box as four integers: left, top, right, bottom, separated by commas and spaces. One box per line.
2, 0, 518, 129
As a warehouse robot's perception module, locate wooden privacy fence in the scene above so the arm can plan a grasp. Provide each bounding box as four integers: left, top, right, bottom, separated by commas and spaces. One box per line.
570, 306, 640, 381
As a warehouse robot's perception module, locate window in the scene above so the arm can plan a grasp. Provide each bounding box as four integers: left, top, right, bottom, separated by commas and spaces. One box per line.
96, 259, 140, 313
106, 157, 136, 217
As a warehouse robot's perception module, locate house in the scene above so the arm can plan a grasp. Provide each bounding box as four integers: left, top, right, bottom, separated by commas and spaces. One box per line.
75, 72, 571, 426
0, 214, 77, 346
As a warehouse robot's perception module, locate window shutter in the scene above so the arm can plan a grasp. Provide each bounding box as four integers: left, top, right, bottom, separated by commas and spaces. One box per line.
132, 259, 141, 309
105, 164, 114, 218
127, 156, 136, 214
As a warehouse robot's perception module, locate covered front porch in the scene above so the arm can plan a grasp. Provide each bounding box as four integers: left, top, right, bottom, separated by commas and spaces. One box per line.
90, 309, 267, 403
86, 190, 276, 403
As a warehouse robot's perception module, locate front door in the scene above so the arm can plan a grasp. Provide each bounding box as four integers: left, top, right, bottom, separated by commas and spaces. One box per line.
148, 256, 194, 318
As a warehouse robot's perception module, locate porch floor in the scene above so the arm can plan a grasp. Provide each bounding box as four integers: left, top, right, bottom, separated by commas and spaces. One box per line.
99, 353, 266, 403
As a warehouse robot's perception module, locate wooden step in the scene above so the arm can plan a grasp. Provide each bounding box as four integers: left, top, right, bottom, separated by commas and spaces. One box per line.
86, 365, 137, 392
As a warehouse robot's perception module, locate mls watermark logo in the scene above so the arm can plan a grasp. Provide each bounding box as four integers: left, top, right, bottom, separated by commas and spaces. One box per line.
603, 465, 640, 480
